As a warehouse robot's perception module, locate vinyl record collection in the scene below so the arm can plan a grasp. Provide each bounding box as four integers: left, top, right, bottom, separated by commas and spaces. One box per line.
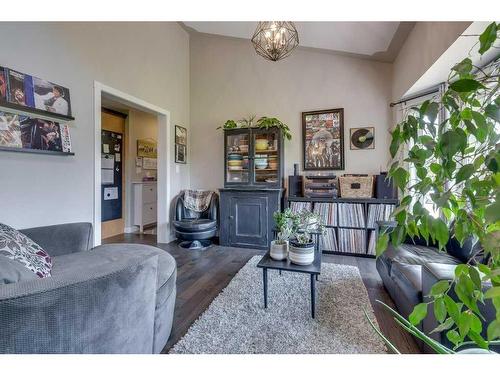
289, 201, 312, 214
338, 228, 366, 254
313, 202, 337, 226
288, 199, 396, 256
338, 203, 365, 228
367, 204, 395, 229
320, 228, 338, 252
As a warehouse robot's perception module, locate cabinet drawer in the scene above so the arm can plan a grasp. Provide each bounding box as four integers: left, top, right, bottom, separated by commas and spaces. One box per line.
143, 203, 157, 225
142, 184, 157, 204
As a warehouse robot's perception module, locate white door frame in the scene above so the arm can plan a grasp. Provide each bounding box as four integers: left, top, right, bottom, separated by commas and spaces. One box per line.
93, 81, 171, 246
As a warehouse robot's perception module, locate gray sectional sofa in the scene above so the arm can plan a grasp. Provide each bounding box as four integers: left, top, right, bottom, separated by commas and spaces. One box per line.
0, 223, 176, 354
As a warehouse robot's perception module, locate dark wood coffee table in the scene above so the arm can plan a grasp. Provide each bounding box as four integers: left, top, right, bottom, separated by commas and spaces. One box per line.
256, 250, 321, 318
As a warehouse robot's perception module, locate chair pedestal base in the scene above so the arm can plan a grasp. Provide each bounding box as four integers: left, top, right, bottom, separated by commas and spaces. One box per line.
178, 239, 212, 250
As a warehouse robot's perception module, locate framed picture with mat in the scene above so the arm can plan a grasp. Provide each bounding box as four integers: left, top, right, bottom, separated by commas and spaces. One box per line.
350, 127, 375, 150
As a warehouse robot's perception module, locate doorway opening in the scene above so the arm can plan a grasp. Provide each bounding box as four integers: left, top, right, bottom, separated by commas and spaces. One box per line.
93, 82, 171, 246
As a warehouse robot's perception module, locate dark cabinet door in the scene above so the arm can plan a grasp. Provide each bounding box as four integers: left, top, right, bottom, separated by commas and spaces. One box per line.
228, 195, 269, 248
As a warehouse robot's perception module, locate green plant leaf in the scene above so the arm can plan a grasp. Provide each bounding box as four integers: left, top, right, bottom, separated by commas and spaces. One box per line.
485, 103, 499, 122
375, 232, 389, 257
434, 298, 447, 323
455, 164, 475, 183
485, 199, 500, 224
487, 320, 500, 341
452, 58, 473, 75
409, 303, 428, 325
430, 280, 450, 296
469, 267, 482, 290
430, 317, 455, 334
433, 218, 449, 249
449, 79, 484, 93
446, 329, 461, 346
391, 167, 409, 191
470, 313, 482, 334
444, 295, 461, 323
484, 287, 500, 299
479, 22, 498, 55
458, 312, 472, 338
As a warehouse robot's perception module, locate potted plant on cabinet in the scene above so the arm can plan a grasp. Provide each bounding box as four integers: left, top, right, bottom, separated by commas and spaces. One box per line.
270, 209, 293, 260
288, 210, 324, 265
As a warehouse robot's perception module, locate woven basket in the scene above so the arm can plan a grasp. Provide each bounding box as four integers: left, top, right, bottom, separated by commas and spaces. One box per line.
339, 176, 374, 198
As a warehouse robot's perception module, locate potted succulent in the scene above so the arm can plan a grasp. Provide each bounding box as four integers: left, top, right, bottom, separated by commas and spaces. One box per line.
288, 210, 324, 265
270, 209, 293, 260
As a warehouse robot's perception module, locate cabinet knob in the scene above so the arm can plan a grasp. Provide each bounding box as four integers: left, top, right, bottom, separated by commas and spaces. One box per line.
229, 216, 234, 220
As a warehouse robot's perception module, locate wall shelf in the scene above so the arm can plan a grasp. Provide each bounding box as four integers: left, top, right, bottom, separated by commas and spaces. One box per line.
0, 100, 75, 123
0, 146, 74, 156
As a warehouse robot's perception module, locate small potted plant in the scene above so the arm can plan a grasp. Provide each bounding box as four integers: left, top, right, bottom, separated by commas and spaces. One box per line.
288, 210, 324, 265
270, 209, 293, 260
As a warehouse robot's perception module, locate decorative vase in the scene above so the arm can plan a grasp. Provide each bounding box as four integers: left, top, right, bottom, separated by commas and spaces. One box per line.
288, 240, 315, 265
270, 240, 289, 260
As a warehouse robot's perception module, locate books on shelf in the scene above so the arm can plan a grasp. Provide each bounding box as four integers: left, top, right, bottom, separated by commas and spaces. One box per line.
320, 227, 338, 252
338, 203, 365, 228
289, 201, 312, 214
338, 228, 366, 254
367, 204, 395, 229
313, 203, 337, 226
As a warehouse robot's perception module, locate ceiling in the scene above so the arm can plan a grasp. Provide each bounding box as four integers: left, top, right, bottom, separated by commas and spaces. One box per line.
183, 22, 415, 62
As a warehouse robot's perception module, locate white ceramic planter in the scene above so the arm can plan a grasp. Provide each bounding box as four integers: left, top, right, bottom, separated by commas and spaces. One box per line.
288, 240, 315, 265
270, 240, 289, 260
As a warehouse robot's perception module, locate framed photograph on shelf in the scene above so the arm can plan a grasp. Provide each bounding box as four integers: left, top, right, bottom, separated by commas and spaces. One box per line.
302, 108, 344, 170
175, 125, 187, 145
350, 127, 375, 150
175, 144, 186, 164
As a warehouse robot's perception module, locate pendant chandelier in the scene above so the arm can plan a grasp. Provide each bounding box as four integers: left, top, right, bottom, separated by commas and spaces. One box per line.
251, 21, 299, 62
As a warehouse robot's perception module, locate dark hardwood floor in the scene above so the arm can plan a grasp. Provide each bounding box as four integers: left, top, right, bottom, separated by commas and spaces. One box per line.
103, 233, 421, 354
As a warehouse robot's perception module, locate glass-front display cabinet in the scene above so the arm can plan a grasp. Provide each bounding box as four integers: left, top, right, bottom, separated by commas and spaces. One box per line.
224, 128, 284, 188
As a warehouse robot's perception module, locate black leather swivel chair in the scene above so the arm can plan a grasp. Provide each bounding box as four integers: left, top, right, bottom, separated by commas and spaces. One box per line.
173, 192, 218, 250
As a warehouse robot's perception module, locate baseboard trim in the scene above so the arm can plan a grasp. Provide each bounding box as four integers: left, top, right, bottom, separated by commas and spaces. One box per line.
124, 226, 139, 233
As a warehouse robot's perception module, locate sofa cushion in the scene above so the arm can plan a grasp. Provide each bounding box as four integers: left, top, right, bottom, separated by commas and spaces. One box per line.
0, 223, 52, 278
391, 262, 423, 300
54, 243, 176, 290
380, 243, 460, 275
0, 256, 39, 284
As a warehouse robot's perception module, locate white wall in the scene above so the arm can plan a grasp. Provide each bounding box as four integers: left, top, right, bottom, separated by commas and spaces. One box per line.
189, 34, 393, 190
0, 22, 190, 229
392, 22, 471, 99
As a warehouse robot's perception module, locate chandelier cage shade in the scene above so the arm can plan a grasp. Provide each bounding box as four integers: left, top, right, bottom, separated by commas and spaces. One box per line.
251, 21, 299, 62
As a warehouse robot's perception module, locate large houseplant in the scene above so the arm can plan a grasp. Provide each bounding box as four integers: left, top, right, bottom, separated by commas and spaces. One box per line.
376, 22, 500, 352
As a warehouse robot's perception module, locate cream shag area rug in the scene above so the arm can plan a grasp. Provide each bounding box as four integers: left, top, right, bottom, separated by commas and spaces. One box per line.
170, 256, 387, 354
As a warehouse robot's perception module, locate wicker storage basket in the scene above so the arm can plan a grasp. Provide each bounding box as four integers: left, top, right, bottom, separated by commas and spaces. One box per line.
339, 175, 374, 198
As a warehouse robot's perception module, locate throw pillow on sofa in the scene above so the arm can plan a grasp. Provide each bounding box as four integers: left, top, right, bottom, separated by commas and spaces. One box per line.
0, 223, 52, 280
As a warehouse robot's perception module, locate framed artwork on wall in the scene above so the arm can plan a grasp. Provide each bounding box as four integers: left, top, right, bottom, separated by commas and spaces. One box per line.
175, 144, 186, 164
350, 127, 375, 150
302, 108, 344, 170
175, 125, 187, 145
175, 125, 187, 164
137, 138, 157, 158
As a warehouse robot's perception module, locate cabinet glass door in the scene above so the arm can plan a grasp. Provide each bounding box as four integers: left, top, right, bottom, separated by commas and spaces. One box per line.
226, 132, 250, 184
253, 130, 279, 185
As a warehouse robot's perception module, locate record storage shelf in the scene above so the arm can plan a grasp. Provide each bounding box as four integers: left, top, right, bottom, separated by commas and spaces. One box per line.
285, 195, 399, 258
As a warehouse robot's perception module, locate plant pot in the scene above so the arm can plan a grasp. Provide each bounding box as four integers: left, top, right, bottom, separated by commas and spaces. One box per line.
270, 240, 289, 260
289, 240, 315, 265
